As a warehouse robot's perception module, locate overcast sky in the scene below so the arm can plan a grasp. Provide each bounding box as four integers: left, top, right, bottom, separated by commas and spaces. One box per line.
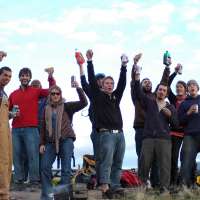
1, 0, 200, 168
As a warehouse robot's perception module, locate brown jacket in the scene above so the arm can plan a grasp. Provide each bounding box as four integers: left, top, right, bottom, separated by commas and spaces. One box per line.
40, 87, 88, 145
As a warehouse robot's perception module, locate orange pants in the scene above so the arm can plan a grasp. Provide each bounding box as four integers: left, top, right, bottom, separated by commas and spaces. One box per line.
0, 97, 12, 200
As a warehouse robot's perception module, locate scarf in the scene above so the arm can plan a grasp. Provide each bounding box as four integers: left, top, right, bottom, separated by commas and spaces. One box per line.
45, 101, 64, 153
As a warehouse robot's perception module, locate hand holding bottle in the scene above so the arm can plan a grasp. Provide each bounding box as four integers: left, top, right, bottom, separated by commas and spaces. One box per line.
86, 49, 93, 61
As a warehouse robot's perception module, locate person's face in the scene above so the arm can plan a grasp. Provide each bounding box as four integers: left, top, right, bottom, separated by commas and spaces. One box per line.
102, 78, 114, 94
50, 89, 61, 103
156, 85, 168, 100
31, 81, 42, 88
142, 79, 152, 92
19, 73, 31, 87
0, 70, 12, 87
176, 83, 186, 96
188, 84, 198, 97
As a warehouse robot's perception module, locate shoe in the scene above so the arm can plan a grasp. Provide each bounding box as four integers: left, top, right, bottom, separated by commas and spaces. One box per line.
27, 181, 41, 192
102, 189, 113, 199
159, 187, 170, 197
11, 180, 25, 191
111, 187, 125, 195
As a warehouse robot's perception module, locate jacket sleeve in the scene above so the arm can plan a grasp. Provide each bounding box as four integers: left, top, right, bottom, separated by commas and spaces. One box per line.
48, 75, 56, 88
130, 64, 137, 105
134, 79, 148, 108
80, 75, 91, 99
87, 60, 100, 95
160, 66, 170, 85
65, 87, 88, 113
114, 66, 127, 102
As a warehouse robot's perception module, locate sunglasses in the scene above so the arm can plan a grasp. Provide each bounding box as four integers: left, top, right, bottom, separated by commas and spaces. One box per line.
51, 92, 60, 96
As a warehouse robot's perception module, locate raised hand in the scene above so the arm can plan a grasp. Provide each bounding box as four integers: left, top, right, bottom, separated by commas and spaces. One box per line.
86, 49, 93, 61
44, 67, 54, 76
0, 51, 7, 62
175, 63, 183, 75
121, 54, 129, 67
161, 107, 172, 117
133, 53, 142, 65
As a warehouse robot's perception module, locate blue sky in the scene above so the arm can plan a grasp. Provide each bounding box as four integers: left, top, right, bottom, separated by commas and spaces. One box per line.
1, 0, 200, 168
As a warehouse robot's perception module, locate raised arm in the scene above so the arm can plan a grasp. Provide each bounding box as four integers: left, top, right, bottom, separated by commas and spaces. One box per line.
65, 81, 88, 113
86, 50, 100, 94
130, 53, 142, 104
134, 72, 149, 108
78, 63, 91, 99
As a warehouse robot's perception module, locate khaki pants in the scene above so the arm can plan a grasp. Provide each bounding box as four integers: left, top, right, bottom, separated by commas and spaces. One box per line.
0, 98, 12, 200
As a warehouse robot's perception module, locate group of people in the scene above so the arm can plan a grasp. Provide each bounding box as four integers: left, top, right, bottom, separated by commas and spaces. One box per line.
0, 49, 200, 199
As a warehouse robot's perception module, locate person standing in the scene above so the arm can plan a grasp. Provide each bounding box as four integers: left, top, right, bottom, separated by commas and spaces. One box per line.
9, 67, 55, 187
178, 80, 200, 187
130, 53, 171, 188
134, 69, 178, 194
86, 49, 128, 197
0, 64, 12, 199
78, 61, 105, 159
167, 64, 187, 187
40, 83, 88, 200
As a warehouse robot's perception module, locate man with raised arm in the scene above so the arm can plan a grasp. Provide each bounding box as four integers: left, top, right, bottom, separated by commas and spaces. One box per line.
86, 49, 128, 198
134, 67, 178, 194
9, 67, 55, 189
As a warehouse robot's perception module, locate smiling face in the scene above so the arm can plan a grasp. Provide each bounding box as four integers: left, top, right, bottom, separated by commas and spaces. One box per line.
102, 77, 114, 95
50, 89, 61, 103
176, 83, 186, 96
141, 78, 152, 92
0, 69, 12, 87
156, 84, 168, 100
19, 73, 31, 87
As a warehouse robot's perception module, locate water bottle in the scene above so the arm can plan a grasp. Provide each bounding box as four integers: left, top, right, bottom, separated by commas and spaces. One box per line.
163, 51, 171, 66
75, 49, 85, 65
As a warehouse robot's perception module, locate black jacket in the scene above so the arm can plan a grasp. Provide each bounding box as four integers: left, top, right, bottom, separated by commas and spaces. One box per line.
87, 60, 126, 130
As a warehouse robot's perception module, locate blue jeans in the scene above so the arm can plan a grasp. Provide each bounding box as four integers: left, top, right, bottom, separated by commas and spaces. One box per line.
90, 128, 98, 159
97, 131, 125, 189
40, 138, 74, 200
180, 135, 200, 187
12, 127, 40, 182
134, 128, 143, 158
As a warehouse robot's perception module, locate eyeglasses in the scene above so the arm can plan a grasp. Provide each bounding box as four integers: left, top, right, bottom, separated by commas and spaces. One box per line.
51, 92, 60, 96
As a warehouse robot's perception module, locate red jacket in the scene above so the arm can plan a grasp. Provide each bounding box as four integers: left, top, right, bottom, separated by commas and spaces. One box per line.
9, 77, 55, 128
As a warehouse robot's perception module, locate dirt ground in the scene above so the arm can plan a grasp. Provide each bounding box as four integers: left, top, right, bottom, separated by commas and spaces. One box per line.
10, 187, 200, 200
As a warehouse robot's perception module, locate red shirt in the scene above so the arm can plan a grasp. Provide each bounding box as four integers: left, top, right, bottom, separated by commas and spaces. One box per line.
9, 86, 49, 128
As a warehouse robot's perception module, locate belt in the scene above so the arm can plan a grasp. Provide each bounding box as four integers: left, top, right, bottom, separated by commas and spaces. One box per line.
98, 128, 122, 134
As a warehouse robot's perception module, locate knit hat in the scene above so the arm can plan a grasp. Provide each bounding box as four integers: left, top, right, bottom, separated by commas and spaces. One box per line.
95, 73, 105, 80
187, 79, 199, 91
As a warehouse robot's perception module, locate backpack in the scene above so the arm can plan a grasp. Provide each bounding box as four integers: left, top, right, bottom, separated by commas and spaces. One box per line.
120, 169, 142, 187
